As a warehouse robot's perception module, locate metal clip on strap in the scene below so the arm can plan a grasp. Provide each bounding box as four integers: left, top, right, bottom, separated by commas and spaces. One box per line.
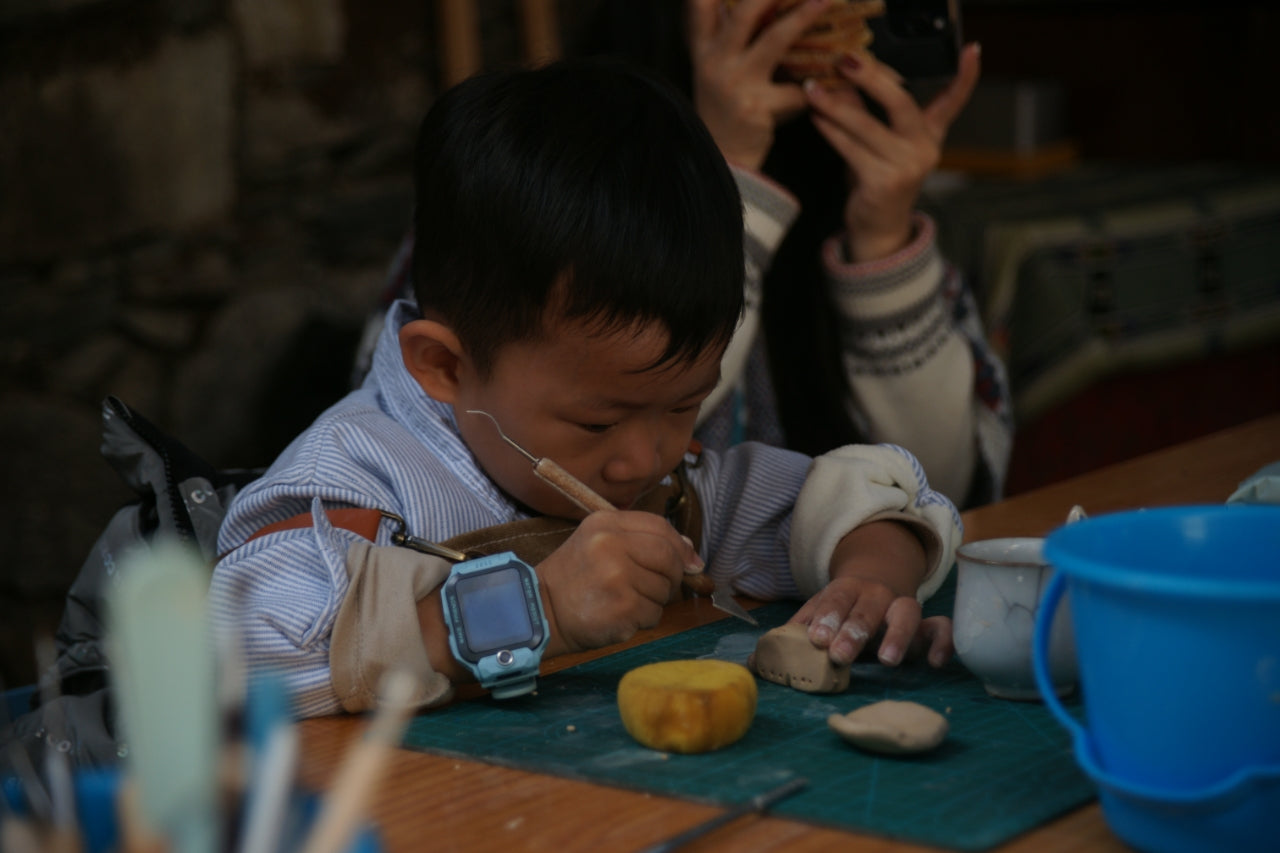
380, 510, 469, 563
240, 507, 470, 564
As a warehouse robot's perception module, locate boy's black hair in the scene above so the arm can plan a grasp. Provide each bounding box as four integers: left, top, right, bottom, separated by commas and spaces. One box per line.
575, 3, 868, 457
411, 56, 745, 376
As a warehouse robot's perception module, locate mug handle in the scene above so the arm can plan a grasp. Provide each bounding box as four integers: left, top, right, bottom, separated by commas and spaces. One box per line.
1032, 571, 1084, 738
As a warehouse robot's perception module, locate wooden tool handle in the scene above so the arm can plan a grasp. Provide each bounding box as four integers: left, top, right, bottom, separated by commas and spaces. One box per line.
681, 573, 716, 596
533, 458, 613, 514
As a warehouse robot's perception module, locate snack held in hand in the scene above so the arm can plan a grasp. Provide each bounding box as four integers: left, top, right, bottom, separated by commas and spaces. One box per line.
617, 660, 758, 754
752, 622, 851, 693
730, 0, 887, 86
828, 700, 949, 754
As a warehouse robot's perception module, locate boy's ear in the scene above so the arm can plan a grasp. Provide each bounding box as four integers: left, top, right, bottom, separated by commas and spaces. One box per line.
399, 318, 466, 403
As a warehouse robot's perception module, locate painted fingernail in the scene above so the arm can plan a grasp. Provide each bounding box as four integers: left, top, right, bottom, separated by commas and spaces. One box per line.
838, 52, 862, 73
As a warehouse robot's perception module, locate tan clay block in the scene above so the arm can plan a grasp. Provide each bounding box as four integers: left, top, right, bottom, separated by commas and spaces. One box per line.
827, 700, 949, 755
752, 622, 851, 693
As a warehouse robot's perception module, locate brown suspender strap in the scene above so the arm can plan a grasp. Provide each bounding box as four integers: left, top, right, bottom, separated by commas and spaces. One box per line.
239, 453, 705, 571
246, 507, 385, 544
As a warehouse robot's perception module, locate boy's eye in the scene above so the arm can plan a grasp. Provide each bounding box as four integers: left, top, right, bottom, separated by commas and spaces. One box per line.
670, 405, 698, 415
577, 422, 614, 434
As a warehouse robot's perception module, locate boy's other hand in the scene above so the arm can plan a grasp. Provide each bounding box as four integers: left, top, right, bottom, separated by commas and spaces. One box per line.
791, 579, 954, 669
538, 511, 703, 653
792, 573, 916, 665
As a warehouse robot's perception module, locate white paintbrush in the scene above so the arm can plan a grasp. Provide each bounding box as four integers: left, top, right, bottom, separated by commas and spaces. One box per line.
107, 538, 220, 853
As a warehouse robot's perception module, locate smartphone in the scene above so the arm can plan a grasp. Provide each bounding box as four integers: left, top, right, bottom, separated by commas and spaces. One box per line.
866, 0, 963, 81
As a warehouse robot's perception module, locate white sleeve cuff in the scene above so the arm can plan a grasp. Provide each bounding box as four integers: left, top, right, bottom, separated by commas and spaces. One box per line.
789, 444, 962, 602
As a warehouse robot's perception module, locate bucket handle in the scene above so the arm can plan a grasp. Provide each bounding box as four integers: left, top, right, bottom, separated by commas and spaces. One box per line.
1032, 571, 1280, 809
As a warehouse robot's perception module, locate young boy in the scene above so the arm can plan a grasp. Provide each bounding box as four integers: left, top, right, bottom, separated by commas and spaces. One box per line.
211, 57, 961, 718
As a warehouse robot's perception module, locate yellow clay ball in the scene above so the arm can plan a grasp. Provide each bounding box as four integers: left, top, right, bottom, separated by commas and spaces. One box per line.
617, 659, 758, 754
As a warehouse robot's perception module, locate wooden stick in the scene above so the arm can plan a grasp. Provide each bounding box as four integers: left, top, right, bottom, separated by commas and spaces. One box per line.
518, 0, 561, 67
437, 0, 481, 87
532, 457, 613, 514
298, 671, 417, 853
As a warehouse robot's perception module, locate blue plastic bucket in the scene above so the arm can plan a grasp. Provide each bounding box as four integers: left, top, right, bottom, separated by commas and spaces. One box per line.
1033, 504, 1280, 853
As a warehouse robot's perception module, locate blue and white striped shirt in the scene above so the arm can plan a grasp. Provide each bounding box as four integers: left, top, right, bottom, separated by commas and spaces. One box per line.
211, 300, 954, 717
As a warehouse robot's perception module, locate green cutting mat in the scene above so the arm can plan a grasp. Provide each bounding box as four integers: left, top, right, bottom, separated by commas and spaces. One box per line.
403, 595, 1095, 851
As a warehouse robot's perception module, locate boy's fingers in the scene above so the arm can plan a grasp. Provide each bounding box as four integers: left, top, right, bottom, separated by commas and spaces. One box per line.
828, 615, 874, 665
679, 534, 706, 575
808, 586, 895, 665
876, 596, 923, 666
920, 616, 955, 667
574, 511, 698, 594
630, 562, 681, 607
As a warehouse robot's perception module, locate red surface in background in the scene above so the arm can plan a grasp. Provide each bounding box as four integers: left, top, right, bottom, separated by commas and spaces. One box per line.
1006, 341, 1280, 496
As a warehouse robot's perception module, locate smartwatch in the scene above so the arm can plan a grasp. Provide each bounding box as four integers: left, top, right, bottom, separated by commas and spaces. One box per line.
441, 551, 549, 699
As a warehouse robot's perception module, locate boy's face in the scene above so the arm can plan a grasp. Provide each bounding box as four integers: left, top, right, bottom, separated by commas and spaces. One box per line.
453, 315, 724, 519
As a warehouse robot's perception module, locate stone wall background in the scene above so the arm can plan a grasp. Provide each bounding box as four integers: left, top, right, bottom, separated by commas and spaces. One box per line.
0, 0, 596, 689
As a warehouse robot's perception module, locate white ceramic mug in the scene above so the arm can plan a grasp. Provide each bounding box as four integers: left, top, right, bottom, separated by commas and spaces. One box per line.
953, 537, 1077, 700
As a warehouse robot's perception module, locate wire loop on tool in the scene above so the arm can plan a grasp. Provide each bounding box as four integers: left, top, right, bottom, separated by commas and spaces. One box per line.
466, 410, 538, 464
465, 410, 613, 514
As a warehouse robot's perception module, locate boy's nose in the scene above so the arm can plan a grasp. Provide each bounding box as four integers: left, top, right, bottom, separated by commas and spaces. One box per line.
602, 426, 665, 486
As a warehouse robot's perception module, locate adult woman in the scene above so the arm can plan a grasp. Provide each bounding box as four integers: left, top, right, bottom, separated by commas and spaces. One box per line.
357, 0, 1012, 508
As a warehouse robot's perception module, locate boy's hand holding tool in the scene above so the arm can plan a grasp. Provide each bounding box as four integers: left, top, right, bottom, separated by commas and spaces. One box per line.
465, 410, 756, 645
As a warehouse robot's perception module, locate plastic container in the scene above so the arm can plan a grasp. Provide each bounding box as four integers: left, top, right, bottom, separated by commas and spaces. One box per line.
1034, 504, 1280, 853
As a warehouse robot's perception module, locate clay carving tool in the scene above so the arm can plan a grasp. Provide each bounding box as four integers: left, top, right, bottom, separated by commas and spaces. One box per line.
709, 580, 758, 627
637, 777, 808, 853
465, 410, 757, 625
466, 409, 614, 515
107, 538, 220, 853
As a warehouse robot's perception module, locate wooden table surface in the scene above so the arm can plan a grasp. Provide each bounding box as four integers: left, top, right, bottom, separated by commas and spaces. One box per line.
296, 413, 1280, 853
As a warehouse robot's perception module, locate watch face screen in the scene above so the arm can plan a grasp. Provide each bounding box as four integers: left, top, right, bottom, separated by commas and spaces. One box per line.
456, 565, 535, 654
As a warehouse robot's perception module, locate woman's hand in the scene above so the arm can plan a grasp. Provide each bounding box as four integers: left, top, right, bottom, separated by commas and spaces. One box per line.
686, 0, 834, 170
804, 42, 982, 262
